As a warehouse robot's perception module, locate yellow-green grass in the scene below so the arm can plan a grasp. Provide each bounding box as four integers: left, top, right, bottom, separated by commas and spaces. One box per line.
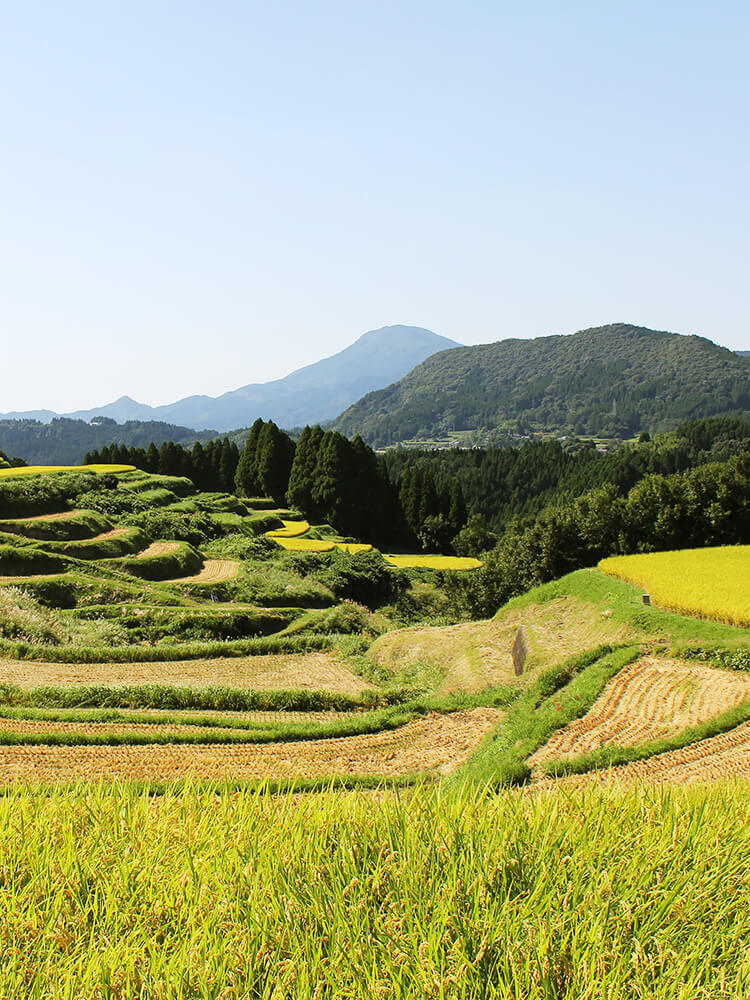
266, 519, 311, 538
599, 546, 750, 627
0, 782, 748, 997
0, 463, 135, 479
385, 554, 482, 570
272, 537, 336, 552
335, 542, 373, 554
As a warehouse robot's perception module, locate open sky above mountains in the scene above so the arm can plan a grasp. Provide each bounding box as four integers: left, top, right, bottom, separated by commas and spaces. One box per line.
1, 4, 748, 412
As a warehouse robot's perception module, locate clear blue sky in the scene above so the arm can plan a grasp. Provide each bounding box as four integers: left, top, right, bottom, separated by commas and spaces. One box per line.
1, 1, 748, 412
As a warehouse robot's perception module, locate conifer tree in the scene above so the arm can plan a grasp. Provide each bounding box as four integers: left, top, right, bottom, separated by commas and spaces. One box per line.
286, 425, 324, 514
234, 418, 264, 496
256, 422, 295, 502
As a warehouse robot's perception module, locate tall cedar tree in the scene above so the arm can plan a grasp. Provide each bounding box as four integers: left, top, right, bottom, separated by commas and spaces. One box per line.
286, 425, 324, 512
234, 418, 264, 496
256, 422, 296, 503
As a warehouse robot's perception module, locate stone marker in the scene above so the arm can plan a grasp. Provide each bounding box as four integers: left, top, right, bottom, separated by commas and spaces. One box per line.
512, 626, 528, 676
642, 593, 651, 605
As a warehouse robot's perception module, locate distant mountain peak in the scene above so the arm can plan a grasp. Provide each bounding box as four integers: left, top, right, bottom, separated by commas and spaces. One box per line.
0, 325, 459, 432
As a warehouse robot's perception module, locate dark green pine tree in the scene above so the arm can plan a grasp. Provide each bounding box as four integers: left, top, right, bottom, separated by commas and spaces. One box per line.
234, 418, 265, 496
448, 478, 468, 535
418, 469, 439, 525
219, 438, 237, 493
286, 425, 324, 514
190, 441, 211, 490
145, 442, 160, 474
256, 422, 296, 503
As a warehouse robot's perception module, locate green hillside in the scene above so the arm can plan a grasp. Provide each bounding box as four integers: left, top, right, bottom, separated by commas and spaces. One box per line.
0, 417, 217, 466
334, 323, 750, 446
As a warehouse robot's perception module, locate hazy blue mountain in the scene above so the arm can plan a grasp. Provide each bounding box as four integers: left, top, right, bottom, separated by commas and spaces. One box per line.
1, 326, 458, 432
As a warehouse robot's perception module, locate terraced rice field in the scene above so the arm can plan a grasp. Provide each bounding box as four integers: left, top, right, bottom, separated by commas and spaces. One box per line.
0, 572, 66, 582
0, 650, 376, 695
0, 464, 134, 478
0, 708, 500, 785
335, 542, 373, 553
384, 554, 482, 570
599, 545, 750, 625
0, 509, 81, 523
165, 559, 240, 584
266, 520, 310, 539
272, 538, 335, 552
137, 541, 180, 558
0, 718, 257, 739
529, 657, 750, 772
547, 721, 750, 787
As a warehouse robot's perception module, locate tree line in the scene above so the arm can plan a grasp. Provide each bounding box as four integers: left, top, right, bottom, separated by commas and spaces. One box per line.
445, 452, 750, 617
85, 438, 240, 494
383, 417, 750, 532
235, 420, 469, 546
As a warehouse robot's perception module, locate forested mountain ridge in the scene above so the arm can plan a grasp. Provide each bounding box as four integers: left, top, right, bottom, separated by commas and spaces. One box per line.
1, 326, 458, 433
333, 324, 750, 446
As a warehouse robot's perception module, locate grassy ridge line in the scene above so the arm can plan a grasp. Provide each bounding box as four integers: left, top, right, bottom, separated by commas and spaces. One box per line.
0, 631, 341, 662
542, 696, 750, 777
0, 680, 415, 711
1, 781, 748, 996
0, 706, 418, 748
459, 644, 641, 787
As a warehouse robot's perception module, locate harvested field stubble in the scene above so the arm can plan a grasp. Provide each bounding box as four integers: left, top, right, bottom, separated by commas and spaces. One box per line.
529, 656, 750, 771
136, 541, 180, 559
0, 708, 500, 783
165, 559, 240, 584
0, 650, 376, 695
543, 720, 750, 787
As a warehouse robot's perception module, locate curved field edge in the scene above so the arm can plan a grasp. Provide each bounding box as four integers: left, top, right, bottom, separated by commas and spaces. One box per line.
0, 709, 500, 785
599, 546, 750, 627
0, 782, 748, 997
457, 644, 642, 787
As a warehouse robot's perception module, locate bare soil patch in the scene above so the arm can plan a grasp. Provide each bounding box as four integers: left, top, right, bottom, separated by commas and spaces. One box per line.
529, 657, 750, 774
165, 560, 240, 584
0, 650, 376, 695
0, 708, 501, 785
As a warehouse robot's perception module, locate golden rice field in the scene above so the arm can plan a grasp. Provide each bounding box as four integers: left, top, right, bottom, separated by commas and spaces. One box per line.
335, 542, 373, 553
385, 554, 482, 571
266, 519, 311, 538
599, 545, 750, 626
272, 537, 336, 552
0, 463, 135, 478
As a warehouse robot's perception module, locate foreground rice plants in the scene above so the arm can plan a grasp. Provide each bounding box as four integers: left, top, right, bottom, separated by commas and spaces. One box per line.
599, 545, 750, 625
0, 781, 747, 998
